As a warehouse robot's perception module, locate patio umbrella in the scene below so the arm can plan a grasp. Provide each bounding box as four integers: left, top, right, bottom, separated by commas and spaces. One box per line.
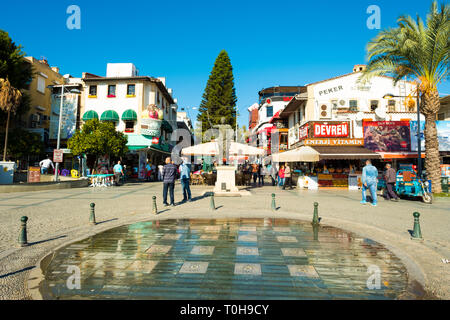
271, 146, 320, 162
229, 142, 265, 156
181, 141, 219, 156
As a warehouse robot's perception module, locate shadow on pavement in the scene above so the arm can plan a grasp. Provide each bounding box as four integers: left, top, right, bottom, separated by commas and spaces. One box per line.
0, 266, 35, 279
28, 235, 67, 246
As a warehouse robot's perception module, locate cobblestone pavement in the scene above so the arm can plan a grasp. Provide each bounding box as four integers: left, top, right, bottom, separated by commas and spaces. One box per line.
0, 181, 449, 299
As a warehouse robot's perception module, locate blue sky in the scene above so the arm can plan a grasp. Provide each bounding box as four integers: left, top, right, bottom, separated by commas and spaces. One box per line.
1, 0, 448, 128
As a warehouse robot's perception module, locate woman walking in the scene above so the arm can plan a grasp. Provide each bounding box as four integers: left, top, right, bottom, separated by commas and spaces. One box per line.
278, 165, 285, 188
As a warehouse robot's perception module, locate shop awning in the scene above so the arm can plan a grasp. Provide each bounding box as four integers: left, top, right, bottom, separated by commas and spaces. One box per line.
312, 146, 381, 160
100, 110, 119, 121
82, 110, 99, 121
126, 134, 159, 150
122, 109, 137, 121
271, 146, 320, 162
377, 152, 425, 159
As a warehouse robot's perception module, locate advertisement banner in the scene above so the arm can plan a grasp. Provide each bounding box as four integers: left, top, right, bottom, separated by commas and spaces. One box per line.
49, 94, 78, 140
141, 118, 162, 137
363, 121, 411, 152
410, 121, 450, 151
299, 124, 309, 141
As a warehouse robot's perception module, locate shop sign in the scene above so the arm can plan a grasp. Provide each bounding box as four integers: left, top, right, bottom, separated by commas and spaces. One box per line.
299, 124, 309, 141
318, 85, 344, 96
141, 118, 162, 136
314, 123, 349, 137
303, 138, 364, 146
363, 121, 410, 152
27, 167, 40, 183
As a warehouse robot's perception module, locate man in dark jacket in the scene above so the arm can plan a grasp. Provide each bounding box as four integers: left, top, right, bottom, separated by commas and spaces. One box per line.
162, 157, 177, 206
384, 163, 399, 201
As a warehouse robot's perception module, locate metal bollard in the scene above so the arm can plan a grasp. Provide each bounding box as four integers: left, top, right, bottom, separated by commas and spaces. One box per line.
210, 193, 216, 211
271, 193, 276, 211
312, 223, 319, 241
312, 202, 319, 225
90, 203, 96, 225
411, 212, 422, 239
18, 216, 28, 247
152, 196, 158, 215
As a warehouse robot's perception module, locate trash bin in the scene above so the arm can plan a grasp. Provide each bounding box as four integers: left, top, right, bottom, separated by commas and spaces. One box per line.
0, 162, 15, 185
441, 176, 449, 193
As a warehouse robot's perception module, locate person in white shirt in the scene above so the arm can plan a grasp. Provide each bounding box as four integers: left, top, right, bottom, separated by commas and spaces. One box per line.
158, 164, 164, 181
39, 156, 54, 175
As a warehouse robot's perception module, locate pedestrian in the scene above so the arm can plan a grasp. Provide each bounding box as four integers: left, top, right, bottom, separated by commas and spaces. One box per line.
158, 163, 164, 181
162, 157, 177, 207
269, 163, 277, 186
252, 163, 258, 185
39, 155, 54, 175
278, 165, 285, 187
113, 161, 124, 186
258, 164, 264, 186
384, 163, 399, 201
179, 158, 192, 203
283, 163, 293, 190
145, 161, 152, 182
361, 159, 378, 206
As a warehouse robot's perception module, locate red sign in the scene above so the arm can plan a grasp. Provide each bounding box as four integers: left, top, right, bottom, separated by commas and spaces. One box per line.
314, 123, 349, 137
53, 149, 63, 163
299, 124, 309, 140
151, 137, 159, 145
27, 167, 40, 183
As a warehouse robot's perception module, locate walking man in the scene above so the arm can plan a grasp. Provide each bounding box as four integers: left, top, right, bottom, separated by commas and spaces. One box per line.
179, 158, 192, 203
361, 159, 378, 206
283, 163, 293, 190
384, 163, 399, 201
113, 161, 124, 186
39, 155, 54, 175
162, 157, 177, 206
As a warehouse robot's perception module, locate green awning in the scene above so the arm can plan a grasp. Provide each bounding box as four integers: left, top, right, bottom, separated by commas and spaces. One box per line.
82, 110, 99, 121
161, 120, 173, 133
100, 110, 119, 122
122, 109, 137, 121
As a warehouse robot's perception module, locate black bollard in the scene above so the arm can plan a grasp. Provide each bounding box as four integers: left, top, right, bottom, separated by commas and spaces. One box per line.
312, 202, 319, 225
18, 216, 28, 247
89, 203, 96, 225
210, 193, 216, 211
152, 196, 158, 215
411, 212, 422, 239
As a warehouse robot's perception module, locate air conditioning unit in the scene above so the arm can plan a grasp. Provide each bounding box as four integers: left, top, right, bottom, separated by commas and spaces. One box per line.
31, 114, 40, 122
338, 99, 348, 108
319, 103, 332, 119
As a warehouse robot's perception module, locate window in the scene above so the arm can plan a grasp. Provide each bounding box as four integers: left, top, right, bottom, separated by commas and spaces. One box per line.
438, 113, 445, 120
156, 91, 160, 103
127, 84, 135, 96
89, 85, 97, 97
370, 100, 379, 112
107, 85, 116, 97
125, 121, 135, 132
37, 76, 45, 93
388, 100, 396, 112
266, 106, 273, 118
349, 100, 358, 111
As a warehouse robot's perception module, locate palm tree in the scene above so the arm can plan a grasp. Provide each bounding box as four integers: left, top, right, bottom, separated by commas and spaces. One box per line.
0, 78, 22, 161
360, 1, 449, 193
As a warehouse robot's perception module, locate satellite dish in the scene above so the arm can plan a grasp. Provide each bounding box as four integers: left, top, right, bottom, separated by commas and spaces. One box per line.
375, 107, 387, 119
356, 112, 364, 121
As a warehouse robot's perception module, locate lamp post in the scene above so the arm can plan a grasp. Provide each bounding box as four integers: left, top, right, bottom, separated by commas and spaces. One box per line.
47, 84, 80, 182
383, 92, 422, 177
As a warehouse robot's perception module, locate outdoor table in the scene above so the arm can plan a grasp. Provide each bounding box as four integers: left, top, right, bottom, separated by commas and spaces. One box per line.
87, 174, 114, 187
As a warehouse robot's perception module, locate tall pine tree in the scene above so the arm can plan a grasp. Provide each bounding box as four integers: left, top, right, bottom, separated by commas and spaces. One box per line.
197, 50, 237, 135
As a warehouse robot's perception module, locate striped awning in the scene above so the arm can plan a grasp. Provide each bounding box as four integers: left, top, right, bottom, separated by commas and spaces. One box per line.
122, 109, 137, 121
82, 110, 99, 121
100, 110, 119, 122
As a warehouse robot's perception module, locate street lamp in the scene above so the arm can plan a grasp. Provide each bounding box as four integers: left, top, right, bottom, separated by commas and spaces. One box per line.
47, 84, 80, 182
383, 92, 422, 177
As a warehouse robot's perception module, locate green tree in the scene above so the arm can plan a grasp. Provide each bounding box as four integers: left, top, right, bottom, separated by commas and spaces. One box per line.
0, 127, 44, 159
360, 1, 449, 193
197, 50, 237, 136
67, 119, 129, 170
0, 30, 33, 122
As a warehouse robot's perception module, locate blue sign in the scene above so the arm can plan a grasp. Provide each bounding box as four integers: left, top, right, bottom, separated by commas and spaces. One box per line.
410, 121, 450, 151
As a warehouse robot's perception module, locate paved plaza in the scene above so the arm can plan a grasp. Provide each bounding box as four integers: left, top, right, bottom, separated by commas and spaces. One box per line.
0, 182, 449, 299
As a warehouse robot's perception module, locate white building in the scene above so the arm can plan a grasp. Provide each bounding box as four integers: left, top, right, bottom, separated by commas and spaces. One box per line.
280, 65, 423, 149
